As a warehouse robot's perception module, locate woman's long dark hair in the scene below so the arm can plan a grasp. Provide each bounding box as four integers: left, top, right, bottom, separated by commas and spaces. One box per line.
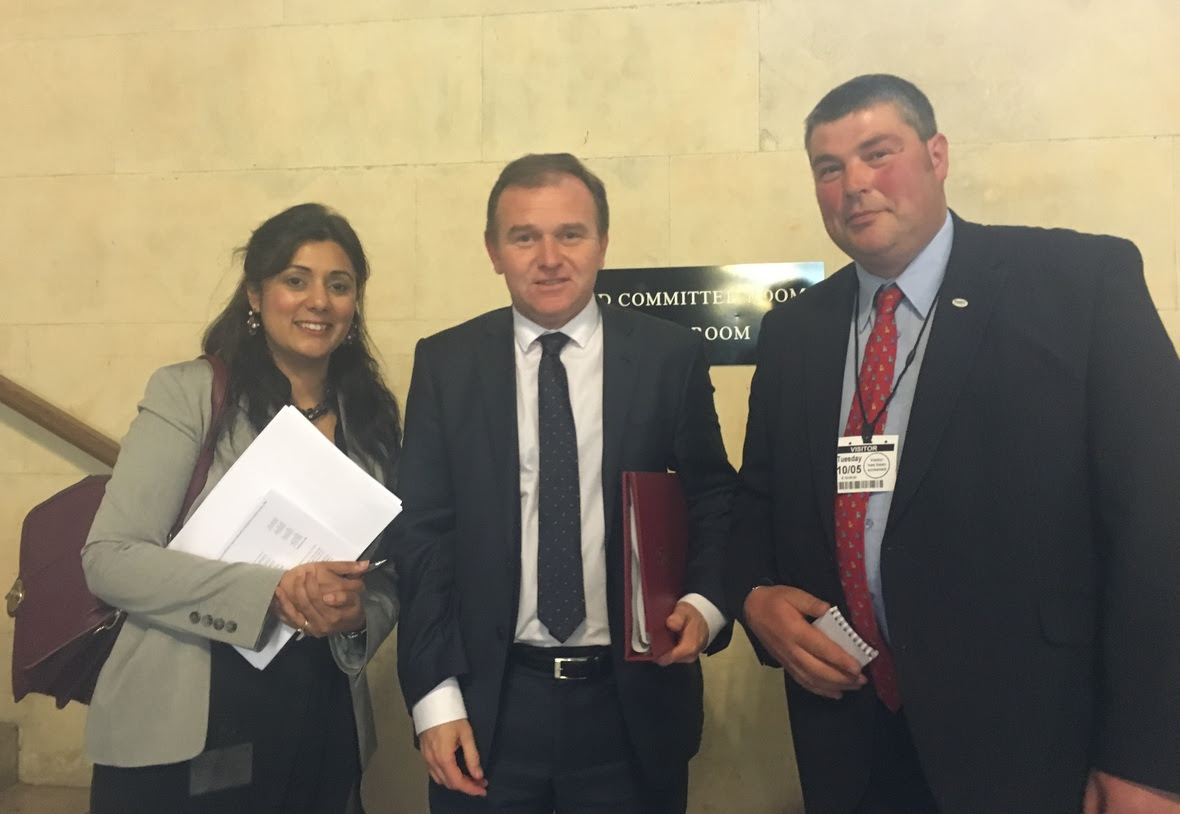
203, 203, 401, 484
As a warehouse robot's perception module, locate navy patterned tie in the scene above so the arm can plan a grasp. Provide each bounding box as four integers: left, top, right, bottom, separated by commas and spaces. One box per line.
536, 332, 585, 642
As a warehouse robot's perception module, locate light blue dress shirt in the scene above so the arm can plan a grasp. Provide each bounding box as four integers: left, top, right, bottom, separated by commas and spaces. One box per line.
837, 212, 953, 642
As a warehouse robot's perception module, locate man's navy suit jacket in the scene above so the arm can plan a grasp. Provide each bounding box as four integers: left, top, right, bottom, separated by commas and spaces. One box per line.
395, 303, 736, 791
728, 215, 1180, 813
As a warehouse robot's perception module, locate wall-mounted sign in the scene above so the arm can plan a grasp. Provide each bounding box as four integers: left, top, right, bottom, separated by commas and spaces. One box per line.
595, 262, 824, 366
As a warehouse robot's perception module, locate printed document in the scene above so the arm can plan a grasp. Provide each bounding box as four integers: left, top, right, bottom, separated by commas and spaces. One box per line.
168, 406, 402, 668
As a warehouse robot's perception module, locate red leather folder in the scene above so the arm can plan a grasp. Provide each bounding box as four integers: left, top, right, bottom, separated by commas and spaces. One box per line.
622, 471, 688, 662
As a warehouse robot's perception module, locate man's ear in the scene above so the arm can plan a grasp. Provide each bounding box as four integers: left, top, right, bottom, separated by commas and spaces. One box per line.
927, 132, 949, 182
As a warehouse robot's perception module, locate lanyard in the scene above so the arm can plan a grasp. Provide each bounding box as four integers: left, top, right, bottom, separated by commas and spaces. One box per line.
851, 284, 939, 443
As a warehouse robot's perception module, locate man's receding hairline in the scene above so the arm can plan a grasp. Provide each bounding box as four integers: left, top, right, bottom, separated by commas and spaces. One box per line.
806, 101, 929, 155
491, 173, 605, 237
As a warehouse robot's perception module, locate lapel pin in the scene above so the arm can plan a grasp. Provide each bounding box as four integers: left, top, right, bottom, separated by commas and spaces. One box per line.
951, 297, 969, 308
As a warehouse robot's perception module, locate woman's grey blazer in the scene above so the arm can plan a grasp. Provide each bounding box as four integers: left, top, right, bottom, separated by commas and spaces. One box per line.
82, 359, 397, 768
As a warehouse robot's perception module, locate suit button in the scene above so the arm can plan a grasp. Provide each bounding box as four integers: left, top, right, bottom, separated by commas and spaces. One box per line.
496, 625, 506, 641
213, 618, 225, 631
189, 611, 201, 624
202, 614, 214, 627
225, 621, 238, 633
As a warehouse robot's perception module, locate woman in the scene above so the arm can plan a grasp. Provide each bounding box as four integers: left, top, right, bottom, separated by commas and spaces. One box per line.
82, 203, 401, 814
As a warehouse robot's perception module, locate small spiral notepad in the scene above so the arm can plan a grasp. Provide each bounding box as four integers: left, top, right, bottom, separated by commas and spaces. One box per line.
812, 607, 879, 667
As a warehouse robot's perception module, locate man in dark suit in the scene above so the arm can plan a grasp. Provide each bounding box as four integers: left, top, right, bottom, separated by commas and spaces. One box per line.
394, 153, 735, 813
726, 74, 1180, 813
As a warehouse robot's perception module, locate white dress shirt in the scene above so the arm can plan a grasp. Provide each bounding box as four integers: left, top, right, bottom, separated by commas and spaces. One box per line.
412, 299, 725, 734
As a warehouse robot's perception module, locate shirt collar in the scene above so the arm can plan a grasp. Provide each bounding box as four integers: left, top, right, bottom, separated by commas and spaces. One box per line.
854, 211, 953, 329
513, 297, 601, 353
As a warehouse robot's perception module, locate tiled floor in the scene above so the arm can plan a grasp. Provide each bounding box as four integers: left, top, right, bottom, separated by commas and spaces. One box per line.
0, 784, 88, 813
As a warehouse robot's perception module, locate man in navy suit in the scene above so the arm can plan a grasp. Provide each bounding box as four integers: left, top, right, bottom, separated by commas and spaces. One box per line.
727, 74, 1180, 813
394, 153, 735, 813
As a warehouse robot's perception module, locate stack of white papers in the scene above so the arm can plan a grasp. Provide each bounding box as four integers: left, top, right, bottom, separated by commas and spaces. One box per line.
168, 406, 402, 668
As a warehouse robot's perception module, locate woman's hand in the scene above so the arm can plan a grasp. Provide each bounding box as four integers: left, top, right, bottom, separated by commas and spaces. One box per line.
273, 561, 369, 637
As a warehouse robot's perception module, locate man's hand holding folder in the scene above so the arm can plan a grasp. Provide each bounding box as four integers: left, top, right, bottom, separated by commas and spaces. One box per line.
623, 471, 715, 664
655, 601, 710, 666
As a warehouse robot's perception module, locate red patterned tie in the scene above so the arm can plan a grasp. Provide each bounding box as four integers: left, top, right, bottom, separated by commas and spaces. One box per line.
835, 285, 904, 711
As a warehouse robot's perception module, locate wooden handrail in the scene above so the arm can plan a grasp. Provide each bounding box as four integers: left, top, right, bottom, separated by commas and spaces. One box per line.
0, 373, 119, 467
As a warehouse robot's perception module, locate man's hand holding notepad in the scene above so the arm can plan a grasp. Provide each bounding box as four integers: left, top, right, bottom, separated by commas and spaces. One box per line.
812, 606, 878, 668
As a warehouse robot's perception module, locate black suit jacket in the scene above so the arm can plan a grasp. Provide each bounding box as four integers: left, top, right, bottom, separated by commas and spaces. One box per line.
394, 303, 736, 789
727, 215, 1180, 813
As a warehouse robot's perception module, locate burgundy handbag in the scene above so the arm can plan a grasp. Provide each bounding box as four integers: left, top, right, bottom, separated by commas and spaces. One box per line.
7, 355, 228, 708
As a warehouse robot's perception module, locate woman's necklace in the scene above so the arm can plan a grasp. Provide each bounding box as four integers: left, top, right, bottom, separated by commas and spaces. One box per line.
297, 389, 335, 422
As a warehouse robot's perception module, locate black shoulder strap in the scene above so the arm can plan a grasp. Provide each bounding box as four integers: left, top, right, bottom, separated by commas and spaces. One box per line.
168, 355, 229, 540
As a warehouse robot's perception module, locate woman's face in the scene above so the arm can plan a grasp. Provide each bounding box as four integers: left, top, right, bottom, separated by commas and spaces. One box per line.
247, 240, 358, 377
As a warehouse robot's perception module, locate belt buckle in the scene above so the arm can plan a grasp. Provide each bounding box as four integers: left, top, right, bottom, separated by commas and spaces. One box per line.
553, 656, 588, 680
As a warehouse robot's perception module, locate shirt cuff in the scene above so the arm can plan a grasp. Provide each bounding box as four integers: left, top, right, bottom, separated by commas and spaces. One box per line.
680, 593, 728, 647
411, 677, 469, 735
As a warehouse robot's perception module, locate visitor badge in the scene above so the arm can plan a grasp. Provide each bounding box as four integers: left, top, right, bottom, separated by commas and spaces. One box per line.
835, 435, 898, 494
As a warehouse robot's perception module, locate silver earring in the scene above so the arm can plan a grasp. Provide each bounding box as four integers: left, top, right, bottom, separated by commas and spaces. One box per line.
345, 323, 359, 344
246, 308, 261, 336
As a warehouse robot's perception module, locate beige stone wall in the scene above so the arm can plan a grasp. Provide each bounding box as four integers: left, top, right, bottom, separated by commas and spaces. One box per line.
0, 0, 1176, 810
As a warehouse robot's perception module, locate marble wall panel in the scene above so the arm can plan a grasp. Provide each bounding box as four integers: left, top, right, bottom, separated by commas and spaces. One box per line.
0, 0, 282, 40
116, 18, 483, 173
171, 0, 285, 31
284, 0, 738, 25
669, 151, 843, 270
412, 162, 509, 323
0, 37, 121, 176
0, 174, 244, 327
0, 326, 29, 378
759, 0, 1180, 151
0, 168, 416, 327
483, 4, 759, 160
588, 156, 671, 270
23, 323, 201, 438
0, 0, 171, 40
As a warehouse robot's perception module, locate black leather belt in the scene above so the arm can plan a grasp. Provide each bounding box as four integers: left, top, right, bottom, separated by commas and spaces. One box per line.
510, 644, 612, 680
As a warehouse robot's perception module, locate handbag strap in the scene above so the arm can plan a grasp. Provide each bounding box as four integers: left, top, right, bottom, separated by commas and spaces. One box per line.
168, 354, 230, 540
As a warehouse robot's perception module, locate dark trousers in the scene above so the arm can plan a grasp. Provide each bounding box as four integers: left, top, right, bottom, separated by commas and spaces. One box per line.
90, 638, 361, 814
90, 753, 362, 814
851, 700, 939, 814
430, 655, 686, 814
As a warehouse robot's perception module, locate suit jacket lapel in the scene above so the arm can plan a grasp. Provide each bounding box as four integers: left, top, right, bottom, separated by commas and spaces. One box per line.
807, 268, 859, 552
888, 216, 1010, 526
600, 305, 638, 541
475, 309, 522, 558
